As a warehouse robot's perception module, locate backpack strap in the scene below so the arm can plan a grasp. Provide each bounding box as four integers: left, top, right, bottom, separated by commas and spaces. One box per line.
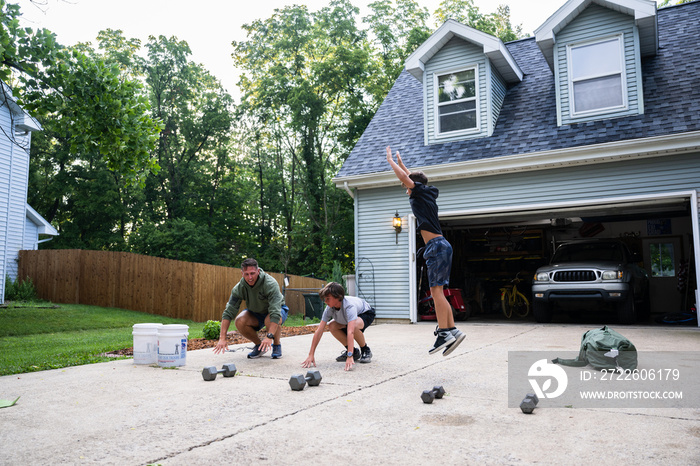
552, 328, 593, 367
551, 356, 588, 367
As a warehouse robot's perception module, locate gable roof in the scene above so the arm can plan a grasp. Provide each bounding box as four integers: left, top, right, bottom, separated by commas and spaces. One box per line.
405, 19, 523, 84
535, 0, 658, 70
335, 2, 700, 189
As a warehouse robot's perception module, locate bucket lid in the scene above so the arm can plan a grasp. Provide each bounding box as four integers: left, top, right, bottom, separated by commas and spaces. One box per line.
157, 324, 189, 335
133, 323, 164, 329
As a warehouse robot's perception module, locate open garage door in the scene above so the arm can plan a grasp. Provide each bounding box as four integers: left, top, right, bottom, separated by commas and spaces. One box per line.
409, 191, 699, 327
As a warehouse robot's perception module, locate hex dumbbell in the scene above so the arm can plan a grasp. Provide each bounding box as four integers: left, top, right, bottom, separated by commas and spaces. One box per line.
520, 392, 540, 414
421, 385, 446, 404
202, 363, 237, 381
289, 370, 323, 391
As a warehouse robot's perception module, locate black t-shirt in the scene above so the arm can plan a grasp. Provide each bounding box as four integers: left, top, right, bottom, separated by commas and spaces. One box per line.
409, 182, 442, 235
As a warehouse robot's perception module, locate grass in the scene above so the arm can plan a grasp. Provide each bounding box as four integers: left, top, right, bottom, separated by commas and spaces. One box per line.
0, 301, 314, 376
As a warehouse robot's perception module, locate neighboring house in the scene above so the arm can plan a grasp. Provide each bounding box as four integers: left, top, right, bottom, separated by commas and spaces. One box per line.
0, 83, 57, 303
335, 0, 700, 325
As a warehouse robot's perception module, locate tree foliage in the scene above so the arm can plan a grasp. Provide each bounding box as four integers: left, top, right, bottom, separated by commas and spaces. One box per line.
1, 1, 162, 186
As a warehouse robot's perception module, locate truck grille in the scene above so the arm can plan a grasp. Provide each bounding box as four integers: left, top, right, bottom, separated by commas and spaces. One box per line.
553, 271, 596, 282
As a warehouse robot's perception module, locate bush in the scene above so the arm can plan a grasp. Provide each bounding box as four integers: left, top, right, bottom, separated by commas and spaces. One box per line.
202, 320, 221, 340
5, 276, 38, 301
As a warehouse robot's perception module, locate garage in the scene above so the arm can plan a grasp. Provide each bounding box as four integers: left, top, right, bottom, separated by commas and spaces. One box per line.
409, 192, 699, 326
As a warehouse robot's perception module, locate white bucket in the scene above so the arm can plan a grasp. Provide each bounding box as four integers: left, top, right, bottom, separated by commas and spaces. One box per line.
132, 323, 163, 365
157, 324, 189, 367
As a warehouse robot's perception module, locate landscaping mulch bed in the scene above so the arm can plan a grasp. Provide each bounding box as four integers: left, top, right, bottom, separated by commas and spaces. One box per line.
107, 325, 323, 357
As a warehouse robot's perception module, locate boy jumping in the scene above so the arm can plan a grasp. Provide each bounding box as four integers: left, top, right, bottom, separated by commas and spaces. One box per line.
386, 146, 465, 356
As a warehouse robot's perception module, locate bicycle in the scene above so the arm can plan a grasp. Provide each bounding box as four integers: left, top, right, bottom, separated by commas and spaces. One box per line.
500, 272, 530, 318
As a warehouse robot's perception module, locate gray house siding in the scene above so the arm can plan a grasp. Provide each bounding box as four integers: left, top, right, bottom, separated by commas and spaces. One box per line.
362, 152, 700, 319
0, 102, 10, 300
425, 37, 488, 145
490, 67, 507, 133
4, 135, 30, 282
0, 84, 45, 303
355, 187, 413, 318
556, 4, 641, 125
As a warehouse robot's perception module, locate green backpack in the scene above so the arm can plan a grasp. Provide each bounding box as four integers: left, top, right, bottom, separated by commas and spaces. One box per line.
553, 326, 637, 371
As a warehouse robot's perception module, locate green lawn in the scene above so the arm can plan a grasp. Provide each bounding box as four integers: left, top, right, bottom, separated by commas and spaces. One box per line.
0, 301, 311, 376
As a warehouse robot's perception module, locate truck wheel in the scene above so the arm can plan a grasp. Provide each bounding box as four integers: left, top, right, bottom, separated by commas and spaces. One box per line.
533, 301, 553, 323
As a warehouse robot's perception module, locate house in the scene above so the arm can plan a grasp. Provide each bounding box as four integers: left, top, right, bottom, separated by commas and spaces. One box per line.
334, 0, 700, 326
0, 83, 57, 303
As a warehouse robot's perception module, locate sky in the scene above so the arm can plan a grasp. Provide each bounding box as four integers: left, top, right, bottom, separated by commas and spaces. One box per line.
13, 0, 655, 100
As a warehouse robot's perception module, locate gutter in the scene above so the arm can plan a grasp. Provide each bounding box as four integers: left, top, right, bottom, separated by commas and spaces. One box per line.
334, 130, 700, 190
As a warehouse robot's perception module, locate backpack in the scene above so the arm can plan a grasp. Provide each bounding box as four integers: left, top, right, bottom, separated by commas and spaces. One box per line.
552, 325, 637, 371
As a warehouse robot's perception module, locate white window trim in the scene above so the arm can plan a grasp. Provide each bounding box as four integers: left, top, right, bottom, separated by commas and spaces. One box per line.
566, 34, 628, 118
433, 64, 481, 138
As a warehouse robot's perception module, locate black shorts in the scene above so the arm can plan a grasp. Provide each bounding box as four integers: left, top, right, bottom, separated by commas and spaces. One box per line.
341, 308, 376, 333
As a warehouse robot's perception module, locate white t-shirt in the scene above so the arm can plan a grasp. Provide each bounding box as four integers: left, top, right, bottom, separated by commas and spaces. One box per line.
321, 296, 372, 325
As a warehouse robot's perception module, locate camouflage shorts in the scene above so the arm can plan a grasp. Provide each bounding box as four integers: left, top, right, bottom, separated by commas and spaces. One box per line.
424, 236, 453, 287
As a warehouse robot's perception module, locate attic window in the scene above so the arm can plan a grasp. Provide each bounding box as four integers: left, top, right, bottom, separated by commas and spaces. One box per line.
435, 67, 478, 135
568, 36, 626, 115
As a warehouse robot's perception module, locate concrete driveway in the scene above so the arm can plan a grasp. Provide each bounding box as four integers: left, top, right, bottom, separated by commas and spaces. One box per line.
0, 322, 698, 465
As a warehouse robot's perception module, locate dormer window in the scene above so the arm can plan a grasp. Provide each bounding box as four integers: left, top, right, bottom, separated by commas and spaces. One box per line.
568, 36, 627, 115
435, 66, 479, 135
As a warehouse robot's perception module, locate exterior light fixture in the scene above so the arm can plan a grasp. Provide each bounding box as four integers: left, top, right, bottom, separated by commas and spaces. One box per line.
393, 211, 402, 244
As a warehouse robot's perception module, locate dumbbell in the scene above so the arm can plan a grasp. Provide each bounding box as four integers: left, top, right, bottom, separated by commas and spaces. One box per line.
201, 363, 237, 381
289, 370, 323, 391
421, 385, 446, 404
520, 392, 540, 414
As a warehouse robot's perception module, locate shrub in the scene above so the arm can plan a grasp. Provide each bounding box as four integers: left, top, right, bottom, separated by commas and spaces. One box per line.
202, 320, 221, 340
5, 276, 38, 301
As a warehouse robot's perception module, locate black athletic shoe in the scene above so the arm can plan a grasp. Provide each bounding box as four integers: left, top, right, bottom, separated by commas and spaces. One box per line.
336, 347, 360, 362
359, 346, 372, 363
247, 344, 266, 359
443, 328, 465, 356
429, 327, 455, 355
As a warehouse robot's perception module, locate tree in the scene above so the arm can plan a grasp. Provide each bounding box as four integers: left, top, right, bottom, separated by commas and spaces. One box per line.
143, 35, 234, 222
128, 218, 219, 263
1, 1, 162, 187
434, 0, 525, 42
233, 0, 366, 276
364, 0, 431, 92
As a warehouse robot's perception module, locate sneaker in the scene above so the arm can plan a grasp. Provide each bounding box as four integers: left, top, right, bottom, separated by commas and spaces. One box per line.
271, 344, 282, 359
336, 347, 360, 362
443, 328, 466, 356
428, 327, 455, 355
359, 346, 372, 363
247, 344, 267, 359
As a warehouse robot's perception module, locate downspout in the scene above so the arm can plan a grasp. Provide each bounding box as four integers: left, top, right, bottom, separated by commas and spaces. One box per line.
343, 182, 354, 199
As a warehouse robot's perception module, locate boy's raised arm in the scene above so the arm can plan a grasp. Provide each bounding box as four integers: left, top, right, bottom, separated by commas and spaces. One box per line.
386, 146, 413, 187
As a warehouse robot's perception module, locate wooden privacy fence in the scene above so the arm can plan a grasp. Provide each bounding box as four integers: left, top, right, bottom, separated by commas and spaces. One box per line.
18, 250, 326, 322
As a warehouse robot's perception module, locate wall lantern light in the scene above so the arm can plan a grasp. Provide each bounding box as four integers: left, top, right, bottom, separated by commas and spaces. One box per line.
393, 210, 402, 244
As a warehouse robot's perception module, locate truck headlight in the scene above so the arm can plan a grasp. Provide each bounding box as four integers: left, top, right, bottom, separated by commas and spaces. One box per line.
535, 272, 549, 282
602, 270, 623, 280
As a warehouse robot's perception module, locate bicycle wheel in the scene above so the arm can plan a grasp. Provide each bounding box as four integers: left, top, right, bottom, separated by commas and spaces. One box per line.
500, 289, 513, 318
513, 290, 530, 317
